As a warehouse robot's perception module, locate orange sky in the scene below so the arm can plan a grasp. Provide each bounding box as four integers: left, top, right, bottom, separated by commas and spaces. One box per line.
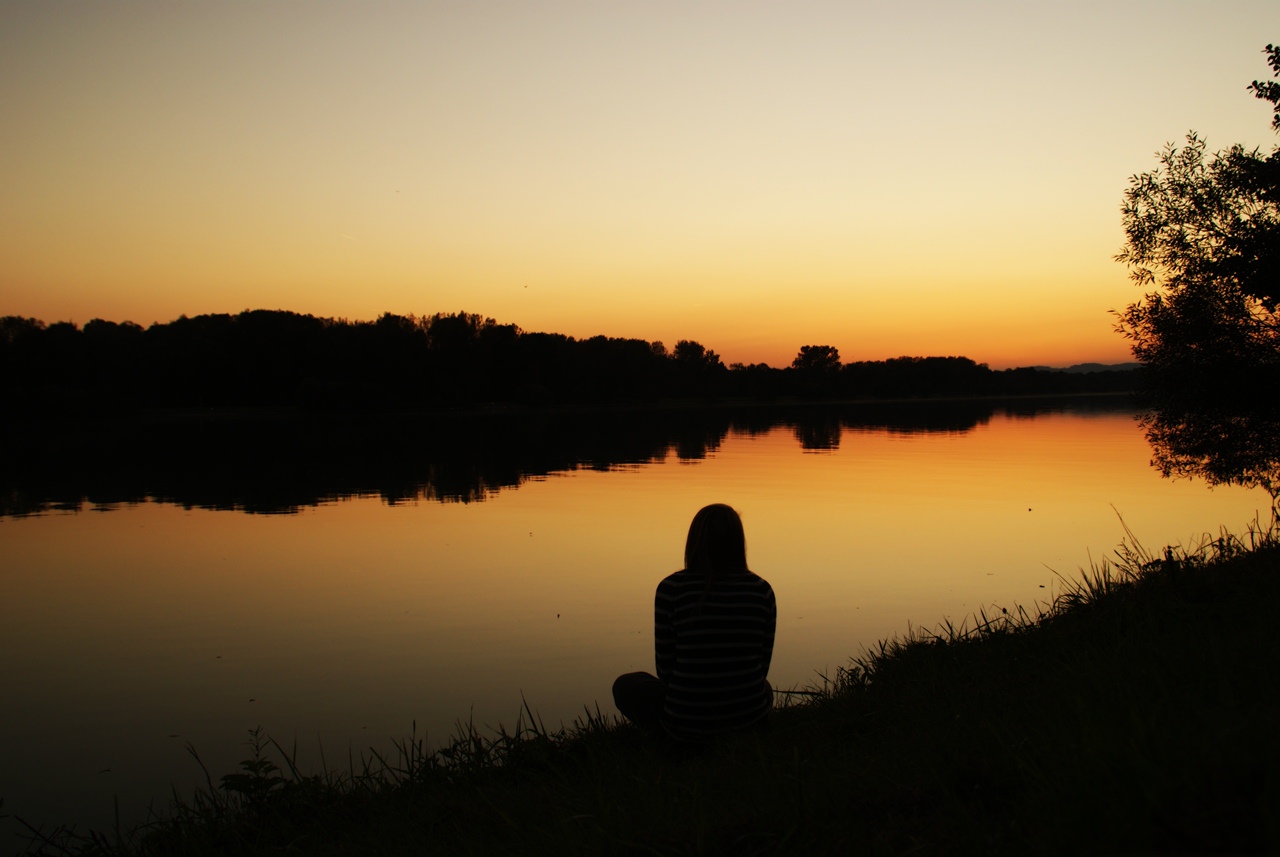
2, 1, 1277, 368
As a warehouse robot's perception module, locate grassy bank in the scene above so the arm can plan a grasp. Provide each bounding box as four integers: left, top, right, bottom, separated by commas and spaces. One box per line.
21, 518, 1280, 856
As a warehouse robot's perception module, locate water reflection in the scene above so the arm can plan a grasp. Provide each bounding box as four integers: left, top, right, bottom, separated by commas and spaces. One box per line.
1142, 404, 1280, 500
2, 397, 1136, 518
2, 397, 1271, 845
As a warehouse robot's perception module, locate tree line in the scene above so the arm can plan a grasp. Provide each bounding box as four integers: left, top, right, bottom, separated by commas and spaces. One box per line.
0, 309, 1135, 413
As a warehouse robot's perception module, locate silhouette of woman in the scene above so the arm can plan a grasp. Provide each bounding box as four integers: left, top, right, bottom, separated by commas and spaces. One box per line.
612, 503, 776, 740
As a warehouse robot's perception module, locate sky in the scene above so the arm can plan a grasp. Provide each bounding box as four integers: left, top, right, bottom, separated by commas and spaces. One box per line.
2, 1, 1277, 369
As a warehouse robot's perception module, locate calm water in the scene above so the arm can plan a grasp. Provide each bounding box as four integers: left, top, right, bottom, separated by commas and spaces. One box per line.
0, 400, 1272, 844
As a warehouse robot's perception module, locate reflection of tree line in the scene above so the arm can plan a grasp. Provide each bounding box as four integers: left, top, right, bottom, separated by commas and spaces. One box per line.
0, 398, 1133, 517
0, 311, 1135, 413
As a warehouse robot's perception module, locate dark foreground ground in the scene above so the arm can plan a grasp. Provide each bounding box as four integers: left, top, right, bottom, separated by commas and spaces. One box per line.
18, 517, 1280, 856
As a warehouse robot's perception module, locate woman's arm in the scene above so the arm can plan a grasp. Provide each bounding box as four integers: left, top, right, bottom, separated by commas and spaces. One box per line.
760, 581, 777, 678
654, 577, 676, 683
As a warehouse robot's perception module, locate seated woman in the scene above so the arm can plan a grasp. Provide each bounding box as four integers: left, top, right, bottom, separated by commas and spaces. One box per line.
613, 503, 776, 741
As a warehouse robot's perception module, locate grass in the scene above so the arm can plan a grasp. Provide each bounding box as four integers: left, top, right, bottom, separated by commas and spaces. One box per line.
14, 515, 1280, 856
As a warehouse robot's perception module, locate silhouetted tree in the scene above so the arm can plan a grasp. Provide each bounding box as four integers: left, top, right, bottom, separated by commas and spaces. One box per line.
842, 355, 993, 399
1115, 44, 1280, 496
672, 340, 720, 368
790, 345, 842, 398
792, 345, 841, 374
725, 362, 785, 400
671, 340, 726, 398
80, 318, 145, 408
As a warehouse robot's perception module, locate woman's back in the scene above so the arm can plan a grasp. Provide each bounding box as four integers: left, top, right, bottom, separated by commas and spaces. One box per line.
612, 504, 776, 740
655, 568, 776, 740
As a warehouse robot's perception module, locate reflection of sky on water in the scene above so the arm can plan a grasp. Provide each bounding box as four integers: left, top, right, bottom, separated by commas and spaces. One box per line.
1, 406, 1271, 841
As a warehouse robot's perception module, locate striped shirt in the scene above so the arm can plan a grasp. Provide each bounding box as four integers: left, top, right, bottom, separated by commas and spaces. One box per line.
654, 569, 776, 741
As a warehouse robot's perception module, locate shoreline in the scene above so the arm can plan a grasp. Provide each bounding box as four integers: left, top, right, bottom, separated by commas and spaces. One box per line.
2, 389, 1140, 430
14, 513, 1278, 856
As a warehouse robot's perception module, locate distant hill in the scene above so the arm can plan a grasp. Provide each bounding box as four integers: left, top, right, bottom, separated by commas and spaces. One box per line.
1029, 362, 1142, 374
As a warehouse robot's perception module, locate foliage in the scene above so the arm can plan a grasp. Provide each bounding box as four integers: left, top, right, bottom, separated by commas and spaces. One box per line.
1115, 133, 1279, 314
791, 344, 841, 373
1248, 43, 1280, 132
1115, 45, 1280, 496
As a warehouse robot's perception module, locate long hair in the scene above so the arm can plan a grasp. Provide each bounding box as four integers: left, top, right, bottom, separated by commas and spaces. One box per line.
685, 503, 748, 578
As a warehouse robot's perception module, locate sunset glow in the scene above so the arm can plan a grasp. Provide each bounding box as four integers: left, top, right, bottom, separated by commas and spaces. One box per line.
2, 1, 1276, 368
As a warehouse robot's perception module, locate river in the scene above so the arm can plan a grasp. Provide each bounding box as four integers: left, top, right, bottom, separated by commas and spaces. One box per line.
0, 398, 1271, 847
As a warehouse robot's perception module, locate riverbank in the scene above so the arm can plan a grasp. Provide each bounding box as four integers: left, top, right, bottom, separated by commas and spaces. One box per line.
21, 517, 1279, 856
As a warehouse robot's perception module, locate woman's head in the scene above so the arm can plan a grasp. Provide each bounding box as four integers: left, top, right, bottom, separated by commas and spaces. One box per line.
684, 504, 748, 576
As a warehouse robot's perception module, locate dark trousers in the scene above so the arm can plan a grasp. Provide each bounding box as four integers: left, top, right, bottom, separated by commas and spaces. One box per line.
612, 671, 665, 730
